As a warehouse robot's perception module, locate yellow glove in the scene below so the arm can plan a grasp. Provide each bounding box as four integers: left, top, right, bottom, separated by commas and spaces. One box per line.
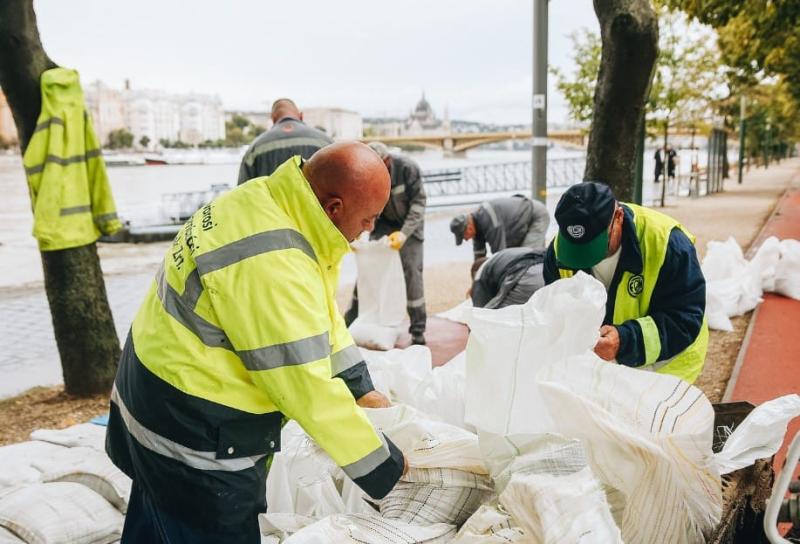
388, 231, 407, 250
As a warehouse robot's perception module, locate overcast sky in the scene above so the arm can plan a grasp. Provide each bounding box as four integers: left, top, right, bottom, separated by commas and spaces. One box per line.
34, 0, 600, 125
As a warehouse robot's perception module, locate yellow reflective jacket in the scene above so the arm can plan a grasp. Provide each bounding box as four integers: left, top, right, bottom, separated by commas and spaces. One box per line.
23, 68, 121, 251
106, 157, 403, 531
556, 204, 708, 383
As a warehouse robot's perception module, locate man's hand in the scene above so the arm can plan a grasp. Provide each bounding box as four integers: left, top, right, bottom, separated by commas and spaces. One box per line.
594, 325, 620, 361
387, 231, 406, 251
403, 453, 409, 476
356, 390, 391, 409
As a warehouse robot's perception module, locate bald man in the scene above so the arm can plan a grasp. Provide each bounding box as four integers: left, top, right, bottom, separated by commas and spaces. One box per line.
107, 143, 406, 544
237, 98, 333, 184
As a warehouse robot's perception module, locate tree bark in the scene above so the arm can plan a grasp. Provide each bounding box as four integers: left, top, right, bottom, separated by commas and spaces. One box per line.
585, 0, 659, 201
0, 0, 120, 396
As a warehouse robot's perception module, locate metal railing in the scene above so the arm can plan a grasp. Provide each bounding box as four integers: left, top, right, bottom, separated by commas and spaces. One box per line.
422, 156, 586, 198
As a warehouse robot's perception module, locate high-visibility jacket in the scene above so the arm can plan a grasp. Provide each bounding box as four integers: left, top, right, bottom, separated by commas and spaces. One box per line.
106, 157, 404, 532
23, 68, 121, 251
549, 203, 708, 383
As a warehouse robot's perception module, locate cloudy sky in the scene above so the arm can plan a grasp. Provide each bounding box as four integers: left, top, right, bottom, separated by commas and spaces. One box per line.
35, 0, 599, 125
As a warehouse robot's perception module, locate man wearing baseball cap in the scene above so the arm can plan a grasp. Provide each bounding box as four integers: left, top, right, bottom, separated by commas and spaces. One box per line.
450, 195, 550, 260
543, 182, 708, 383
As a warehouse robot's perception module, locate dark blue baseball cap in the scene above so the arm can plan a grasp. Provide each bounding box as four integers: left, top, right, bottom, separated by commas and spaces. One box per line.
554, 182, 616, 269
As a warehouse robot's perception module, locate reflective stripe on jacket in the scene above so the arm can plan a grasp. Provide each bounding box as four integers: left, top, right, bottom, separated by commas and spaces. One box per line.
548, 203, 708, 383
23, 68, 121, 250
106, 156, 403, 531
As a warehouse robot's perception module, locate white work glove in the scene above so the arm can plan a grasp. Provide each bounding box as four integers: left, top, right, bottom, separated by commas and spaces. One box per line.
387, 231, 407, 251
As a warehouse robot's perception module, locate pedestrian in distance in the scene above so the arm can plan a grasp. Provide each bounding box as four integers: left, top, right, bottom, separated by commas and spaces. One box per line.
654, 148, 664, 184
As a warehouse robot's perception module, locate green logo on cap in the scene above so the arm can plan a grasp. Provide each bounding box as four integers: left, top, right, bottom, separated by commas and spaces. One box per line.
627, 274, 644, 297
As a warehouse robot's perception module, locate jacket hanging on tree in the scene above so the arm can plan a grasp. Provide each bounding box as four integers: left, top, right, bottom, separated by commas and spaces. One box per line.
23, 67, 121, 251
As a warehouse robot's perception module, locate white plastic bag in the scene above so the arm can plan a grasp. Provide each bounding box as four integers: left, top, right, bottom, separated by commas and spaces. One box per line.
702, 237, 764, 330
500, 467, 622, 544
536, 354, 721, 544
363, 346, 468, 429
282, 514, 455, 544
348, 237, 407, 350
715, 394, 800, 474
775, 239, 800, 300
749, 236, 782, 292
464, 271, 605, 435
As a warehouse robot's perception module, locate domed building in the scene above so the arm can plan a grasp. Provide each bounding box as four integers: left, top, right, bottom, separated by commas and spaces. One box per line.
405, 92, 443, 134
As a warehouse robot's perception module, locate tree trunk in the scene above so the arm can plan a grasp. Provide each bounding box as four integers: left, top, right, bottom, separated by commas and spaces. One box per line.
0, 0, 120, 396
585, 0, 659, 201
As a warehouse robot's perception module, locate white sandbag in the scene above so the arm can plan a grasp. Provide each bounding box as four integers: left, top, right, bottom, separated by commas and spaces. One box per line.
0, 441, 67, 489
702, 238, 763, 330
537, 354, 721, 544
367, 405, 486, 475
265, 422, 353, 518
750, 236, 782, 292
500, 467, 622, 544
259, 513, 317, 543
0, 527, 24, 543
30, 423, 106, 451
379, 468, 492, 528
775, 239, 800, 300
37, 448, 131, 513
349, 237, 407, 351
0, 482, 122, 544
363, 347, 468, 429
436, 299, 472, 325
282, 514, 455, 544
464, 271, 605, 435
451, 504, 526, 543
477, 432, 588, 495
715, 394, 800, 474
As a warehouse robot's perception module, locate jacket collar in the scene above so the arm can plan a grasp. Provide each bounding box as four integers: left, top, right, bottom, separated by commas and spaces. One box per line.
265, 157, 350, 266
617, 204, 643, 275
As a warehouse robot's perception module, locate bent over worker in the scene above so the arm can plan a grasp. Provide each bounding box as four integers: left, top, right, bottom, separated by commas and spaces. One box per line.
237, 98, 332, 183
450, 194, 550, 260
471, 247, 546, 309
543, 182, 708, 383
345, 142, 427, 345
107, 143, 406, 544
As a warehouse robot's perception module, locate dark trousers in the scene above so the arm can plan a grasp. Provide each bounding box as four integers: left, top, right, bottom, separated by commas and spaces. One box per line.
122, 482, 260, 544
345, 235, 427, 336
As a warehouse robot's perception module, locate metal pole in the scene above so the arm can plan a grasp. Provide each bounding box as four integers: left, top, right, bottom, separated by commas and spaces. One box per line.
531, 0, 548, 203
738, 95, 746, 184
633, 113, 645, 205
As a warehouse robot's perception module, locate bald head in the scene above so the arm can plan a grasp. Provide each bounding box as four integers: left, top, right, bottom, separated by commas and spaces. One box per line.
271, 98, 301, 123
303, 141, 390, 242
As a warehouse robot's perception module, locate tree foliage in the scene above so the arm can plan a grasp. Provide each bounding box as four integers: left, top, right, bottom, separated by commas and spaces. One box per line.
551, 29, 601, 125
106, 128, 134, 149
665, 0, 800, 103
555, 7, 723, 139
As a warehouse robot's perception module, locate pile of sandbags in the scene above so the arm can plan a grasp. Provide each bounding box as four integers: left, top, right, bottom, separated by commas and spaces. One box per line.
262, 405, 491, 543
0, 424, 128, 544
703, 236, 800, 331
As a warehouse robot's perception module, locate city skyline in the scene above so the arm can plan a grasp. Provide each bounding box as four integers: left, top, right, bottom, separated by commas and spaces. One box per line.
33, 0, 599, 126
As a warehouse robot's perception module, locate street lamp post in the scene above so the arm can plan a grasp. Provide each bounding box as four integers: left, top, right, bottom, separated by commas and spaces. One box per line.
531, 0, 548, 204
738, 95, 745, 184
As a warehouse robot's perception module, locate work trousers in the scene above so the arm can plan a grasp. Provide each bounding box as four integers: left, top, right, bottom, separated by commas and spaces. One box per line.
121, 482, 260, 544
521, 213, 550, 250
345, 235, 427, 336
